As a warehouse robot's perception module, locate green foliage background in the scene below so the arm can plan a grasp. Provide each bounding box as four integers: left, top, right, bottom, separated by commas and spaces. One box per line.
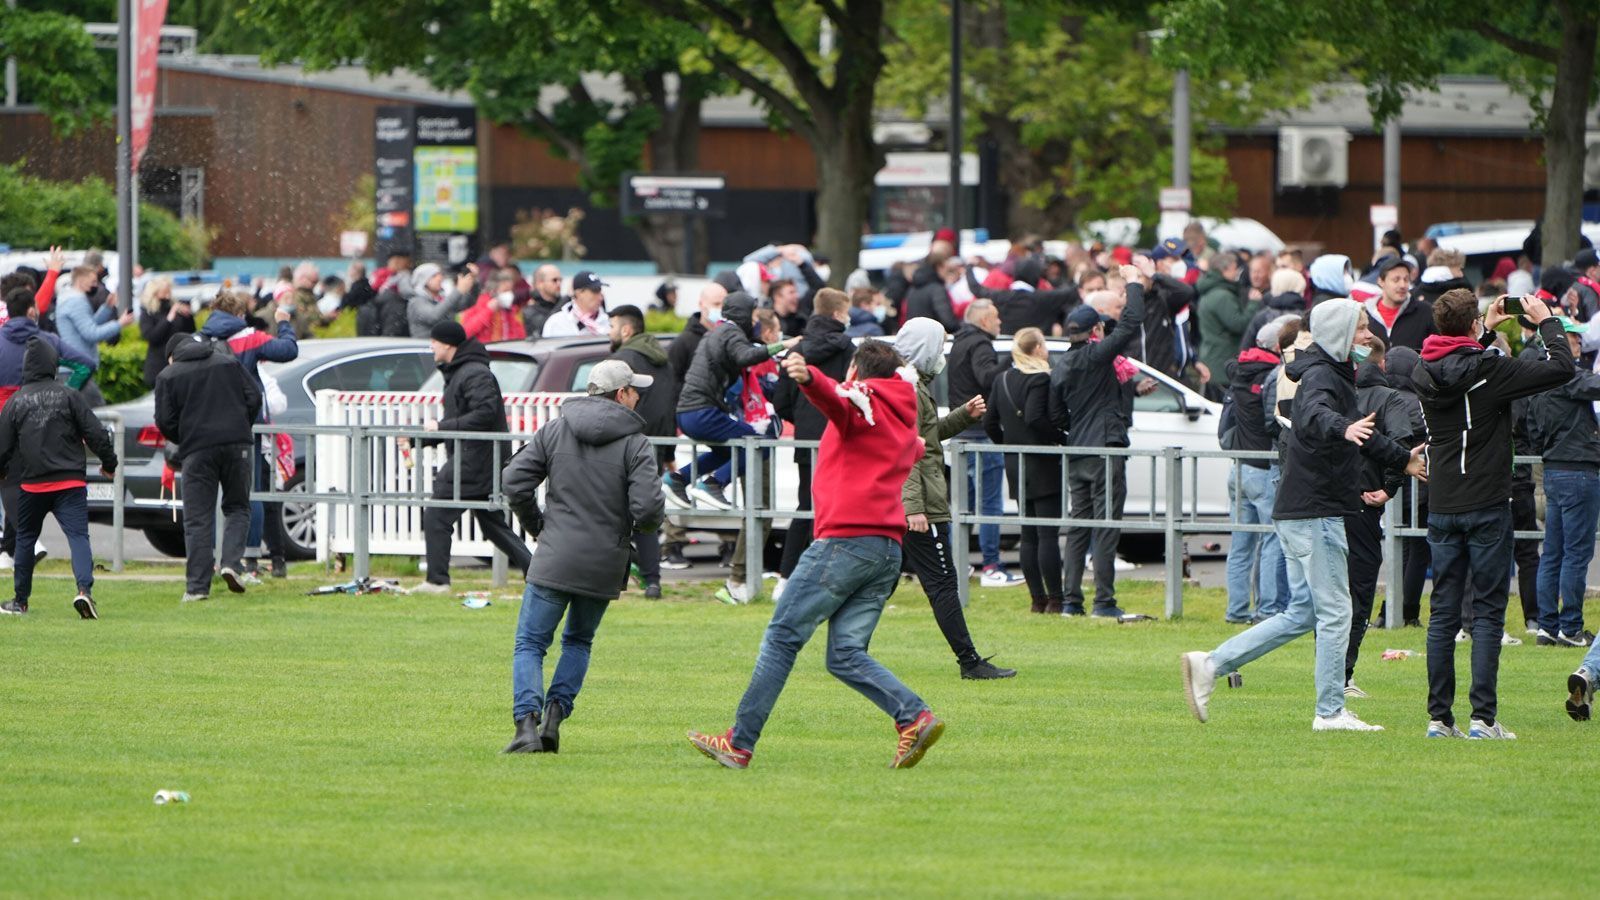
0, 165, 209, 272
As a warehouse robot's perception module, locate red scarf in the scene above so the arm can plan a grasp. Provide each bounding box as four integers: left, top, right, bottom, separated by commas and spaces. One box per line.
1420, 334, 1483, 361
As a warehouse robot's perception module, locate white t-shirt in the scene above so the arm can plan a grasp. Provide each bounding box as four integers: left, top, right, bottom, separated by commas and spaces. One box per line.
541, 301, 610, 338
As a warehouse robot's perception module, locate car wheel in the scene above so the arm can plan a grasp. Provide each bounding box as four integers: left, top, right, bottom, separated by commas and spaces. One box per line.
142, 526, 188, 559
269, 470, 317, 561
1117, 533, 1165, 564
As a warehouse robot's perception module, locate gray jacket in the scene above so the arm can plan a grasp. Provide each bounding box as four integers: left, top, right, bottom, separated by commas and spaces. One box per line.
406, 286, 471, 339
502, 396, 665, 599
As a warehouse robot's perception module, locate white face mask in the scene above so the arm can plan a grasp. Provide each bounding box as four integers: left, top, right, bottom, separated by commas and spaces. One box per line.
1169, 260, 1188, 280
496, 291, 514, 310
705, 307, 723, 324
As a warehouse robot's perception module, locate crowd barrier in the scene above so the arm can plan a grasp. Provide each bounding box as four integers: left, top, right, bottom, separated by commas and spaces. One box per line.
92, 410, 127, 573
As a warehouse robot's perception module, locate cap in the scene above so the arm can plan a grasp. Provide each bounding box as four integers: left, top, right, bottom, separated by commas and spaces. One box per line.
1371, 255, 1410, 280
1065, 304, 1105, 334
1576, 248, 1599, 271
430, 320, 467, 346
587, 358, 653, 394
572, 271, 607, 292
1149, 238, 1185, 261
933, 228, 958, 244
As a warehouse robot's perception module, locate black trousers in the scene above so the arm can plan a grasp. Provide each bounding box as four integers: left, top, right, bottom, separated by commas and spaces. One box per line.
1399, 483, 1429, 622
1020, 494, 1064, 601
1344, 504, 1384, 683
1426, 503, 1514, 727
423, 502, 533, 586
180, 444, 253, 595
901, 521, 980, 667
778, 451, 813, 578
1510, 480, 1540, 624
1064, 456, 1126, 607
633, 530, 660, 583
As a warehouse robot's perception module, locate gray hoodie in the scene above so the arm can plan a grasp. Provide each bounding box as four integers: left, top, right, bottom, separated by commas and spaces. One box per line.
406, 280, 471, 338
502, 395, 665, 599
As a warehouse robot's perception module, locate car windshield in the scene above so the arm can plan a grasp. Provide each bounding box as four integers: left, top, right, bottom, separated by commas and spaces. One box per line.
420, 357, 539, 393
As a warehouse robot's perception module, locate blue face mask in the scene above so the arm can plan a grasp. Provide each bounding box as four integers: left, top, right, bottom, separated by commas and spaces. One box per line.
871, 306, 889, 322
705, 307, 723, 324
1349, 343, 1371, 364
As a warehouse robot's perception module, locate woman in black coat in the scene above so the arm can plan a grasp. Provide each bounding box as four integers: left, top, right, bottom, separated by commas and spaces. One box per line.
983, 327, 1064, 613
139, 276, 195, 387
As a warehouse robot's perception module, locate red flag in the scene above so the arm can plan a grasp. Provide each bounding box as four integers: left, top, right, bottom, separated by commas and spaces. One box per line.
131, 0, 169, 172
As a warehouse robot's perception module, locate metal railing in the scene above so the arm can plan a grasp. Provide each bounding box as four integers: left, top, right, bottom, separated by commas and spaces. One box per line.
93, 410, 126, 573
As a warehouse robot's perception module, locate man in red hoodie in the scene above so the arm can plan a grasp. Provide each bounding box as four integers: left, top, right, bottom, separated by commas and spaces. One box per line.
688, 340, 945, 770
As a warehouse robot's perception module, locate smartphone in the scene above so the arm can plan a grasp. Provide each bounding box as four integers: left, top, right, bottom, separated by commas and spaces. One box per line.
1503, 295, 1525, 315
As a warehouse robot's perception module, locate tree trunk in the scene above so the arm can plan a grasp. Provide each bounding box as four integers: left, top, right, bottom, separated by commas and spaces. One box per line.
1542, 4, 1598, 265
811, 105, 881, 285
634, 215, 709, 275
628, 71, 711, 275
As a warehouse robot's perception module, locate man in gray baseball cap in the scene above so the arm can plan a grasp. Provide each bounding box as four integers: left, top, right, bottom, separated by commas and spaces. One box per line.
499, 357, 664, 754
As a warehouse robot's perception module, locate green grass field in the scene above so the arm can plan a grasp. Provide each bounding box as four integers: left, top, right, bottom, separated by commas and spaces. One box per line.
2, 565, 1593, 898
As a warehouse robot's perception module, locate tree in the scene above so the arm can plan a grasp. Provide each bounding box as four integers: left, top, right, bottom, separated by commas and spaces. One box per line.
638, 0, 891, 282
242, 0, 725, 272
1162, 0, 1600, 265
884, 2, 1332, 238
0, 4, 109, 130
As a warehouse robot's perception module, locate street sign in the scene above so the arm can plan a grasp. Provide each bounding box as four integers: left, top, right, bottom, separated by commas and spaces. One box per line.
1160, 186, 1192, 212
621, 173, 727, 217
1369, 204, 1399, 229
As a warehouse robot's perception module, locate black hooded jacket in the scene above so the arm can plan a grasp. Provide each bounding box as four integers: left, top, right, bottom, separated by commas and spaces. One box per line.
1226, 347, 1281, 467
1134, 274, 1196, 378
1354, 361, 1421, 497
1524, 363, 1600, 471
677, 292, 776, 413
902, 264, 958, 332
1050, 283, 1145, 449
964, 260, 1080, 336
668, 312, 710, 393
1272, 344, 1411, 520
0, 338, 117, 485
422, 340, 506, 498
770, 314, 854, 441
1414, 317, 1573, 513
948, 322, 1003, 411
154, 334, 261, 461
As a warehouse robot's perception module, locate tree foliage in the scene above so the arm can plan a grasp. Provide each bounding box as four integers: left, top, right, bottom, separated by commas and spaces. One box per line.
0, 5, 110, 130
0, 164, 209, 270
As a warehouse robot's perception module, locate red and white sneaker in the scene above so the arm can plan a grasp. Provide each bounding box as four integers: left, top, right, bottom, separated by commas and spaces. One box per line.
890, 709, 945, 769
687, 728, 752, 769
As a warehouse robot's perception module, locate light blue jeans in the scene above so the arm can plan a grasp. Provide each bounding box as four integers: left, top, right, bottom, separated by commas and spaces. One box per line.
1224, 464, 1282, 621
1583, 638, 1600, 678
964, 433, 1004, 568
1211, 516, 1352, 719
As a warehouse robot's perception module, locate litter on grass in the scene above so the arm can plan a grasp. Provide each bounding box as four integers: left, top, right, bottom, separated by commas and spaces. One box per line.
153, 790, 190, 805
306, 578, 409, 596
1381, 649, 1417, 660
461, 593, 492, 609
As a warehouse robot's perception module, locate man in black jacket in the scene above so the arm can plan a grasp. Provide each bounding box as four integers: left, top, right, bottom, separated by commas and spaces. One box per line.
964, 256, 1080, 335
1414, 289, 1571, 739
0, 339, 117, 617
947, 300, 1019, 585
659, 283, 726, 567
408, 321, 532, 593
1364, 255, 1435, 351
155, 332, 261, 603
523, 265, 568, 340
500, 360, 664, 754
609, 305, 675, 599
1184, 298, 1425, 733
768, 288, 855, 589
1128, 246, 1197, 381
900, 247, 960, 333
1051, 266, 1146, 617
1524, 317, 1600, 647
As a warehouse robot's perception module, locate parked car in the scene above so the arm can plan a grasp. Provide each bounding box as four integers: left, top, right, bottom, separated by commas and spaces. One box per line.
85, 338, 437, 559
1426, 219, 1600, 284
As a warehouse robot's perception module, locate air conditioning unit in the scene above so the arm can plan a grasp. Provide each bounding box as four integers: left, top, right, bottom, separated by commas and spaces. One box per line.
1278, 127, 1350, 189
1585, 132, 1600, 189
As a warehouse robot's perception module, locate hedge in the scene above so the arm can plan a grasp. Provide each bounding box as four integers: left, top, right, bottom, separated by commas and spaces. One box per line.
0, 164, 208, 271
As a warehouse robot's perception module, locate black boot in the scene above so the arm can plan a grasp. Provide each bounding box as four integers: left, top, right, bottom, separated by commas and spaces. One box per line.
539, 699, 566, 753
961, 655, 1018, 680
502, 713, 542, 753
271, 557, 288, 579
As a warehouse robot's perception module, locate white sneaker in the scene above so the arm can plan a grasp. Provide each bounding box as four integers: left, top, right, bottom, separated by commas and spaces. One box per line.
33, 544, 46, 562
180, 592, 208, 603
1527, 619, 1539, 635
1500, 632, 1522, 646
979, 566, 1024, 588
1344, 681, 1369, 699
1425, 720, 1467, 738
724, 579, 751, 604
1312, 709, 1384, 732
410, 581, 450, 594
1468, 719, 1517, 740
1455, 629, 1470, 643
771, 577, 787, 603
0, 552, 12, 571
1180, 651, 1216, 723
1112, 556, 1137, 572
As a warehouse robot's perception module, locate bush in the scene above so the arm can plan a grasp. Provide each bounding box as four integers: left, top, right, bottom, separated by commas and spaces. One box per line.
645, 309, 686, 334
0, 163, 208, 270
97, 326, 150, 405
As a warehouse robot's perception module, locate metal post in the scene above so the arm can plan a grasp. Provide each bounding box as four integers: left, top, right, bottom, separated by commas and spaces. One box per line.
1383, 497, 1402, 629
351, 428, 371, 581
4, 0, 16, 108
1172, 69, 1191, 190
111, 422, 125, 573
742, 438, 763, 601
951, 440, 970, 608
490, 436, 506, 586
1163, 447, 1183, 619
1383, 119, 1401, 207
947, 0, 962, 234
115, 0, 133, 315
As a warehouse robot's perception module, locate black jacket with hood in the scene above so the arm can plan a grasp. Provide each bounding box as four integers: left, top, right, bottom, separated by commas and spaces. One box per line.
947, 322, 1003, 411
1354, 361, 1421, 497
612, 332, 677, 438
422, 340, 506, 498
1523, 362, 1600, 471
902, 264, 959, 332
1226, 347, 1281, 467
770, 314, 854, 441
1134, 273, 1195, 378
1050, 283, 1145, 449
677, 292, 777, 414
984, 365, 1059, 500
0, 338, 118, 485
668, 312, 710, 395
964, 258, 1079, 336
1273, 342, 1411, 520
1414, 317, 1573, 514
503, 395, 665, 600
1241, 291, 1308, 352
154, 334, 261, 461
1364, 295, 1436, 351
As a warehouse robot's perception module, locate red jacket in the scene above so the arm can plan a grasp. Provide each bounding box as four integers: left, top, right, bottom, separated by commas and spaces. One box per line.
461, 294, 527, 342
798, 366, 924, 543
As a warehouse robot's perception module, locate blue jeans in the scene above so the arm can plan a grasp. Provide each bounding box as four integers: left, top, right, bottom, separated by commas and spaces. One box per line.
511, 582, 610, 721
1224, 464, 1282, 621
1583, 636, 1600, 677
1211, 516, 1351, 719
1426, 504, 1513, 727
14, 486, 93, 600
732, 536, 925, 749
675, 407, 760, 485
964, 434, 1003, 568
1536, 468, 1599, 638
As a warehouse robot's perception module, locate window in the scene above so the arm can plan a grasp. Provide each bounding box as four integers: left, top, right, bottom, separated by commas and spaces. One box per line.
570, 361, 599, 393
307, 352, 436, 394
1134, 381, 1183, 413
419, 357, 538, 392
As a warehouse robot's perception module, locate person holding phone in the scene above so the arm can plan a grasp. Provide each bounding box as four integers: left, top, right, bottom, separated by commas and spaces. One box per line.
139, 276, 195, 387
1413, 291, 1573, 739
